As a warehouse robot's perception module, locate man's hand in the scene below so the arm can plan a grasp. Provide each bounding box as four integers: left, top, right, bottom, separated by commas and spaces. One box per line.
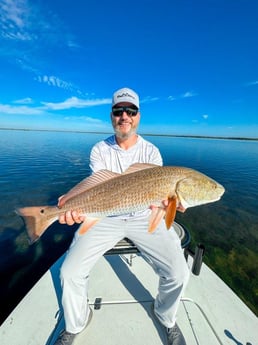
58, 210, 85, 225
150, 199, 185, 212
58, 195, 85, 225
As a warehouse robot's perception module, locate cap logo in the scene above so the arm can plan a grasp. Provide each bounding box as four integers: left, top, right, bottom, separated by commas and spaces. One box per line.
117, 92, 135, 100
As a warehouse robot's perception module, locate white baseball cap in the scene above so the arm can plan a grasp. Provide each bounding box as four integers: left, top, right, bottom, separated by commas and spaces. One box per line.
112, 87, 139, 108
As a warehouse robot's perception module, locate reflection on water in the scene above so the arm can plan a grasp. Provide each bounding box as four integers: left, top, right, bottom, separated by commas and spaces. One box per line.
0, 130, 258, 323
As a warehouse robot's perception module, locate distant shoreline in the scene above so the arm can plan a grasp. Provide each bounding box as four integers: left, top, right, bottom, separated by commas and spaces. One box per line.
1, 127, 258, 141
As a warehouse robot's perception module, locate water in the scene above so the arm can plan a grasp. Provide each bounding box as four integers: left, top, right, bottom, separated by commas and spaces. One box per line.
0, 129, 257, 323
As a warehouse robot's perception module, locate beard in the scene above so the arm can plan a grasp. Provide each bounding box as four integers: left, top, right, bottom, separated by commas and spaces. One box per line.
112, 120, 138, 140
114, 127, 137, 140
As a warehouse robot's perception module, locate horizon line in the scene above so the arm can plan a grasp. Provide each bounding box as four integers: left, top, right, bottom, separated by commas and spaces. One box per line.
0, 127, 257, 141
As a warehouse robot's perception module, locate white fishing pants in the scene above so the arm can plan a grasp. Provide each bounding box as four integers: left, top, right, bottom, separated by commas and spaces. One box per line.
60, 215, 190, 333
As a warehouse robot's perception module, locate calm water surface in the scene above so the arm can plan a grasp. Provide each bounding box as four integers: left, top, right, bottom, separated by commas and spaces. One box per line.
0, 130, 257, 323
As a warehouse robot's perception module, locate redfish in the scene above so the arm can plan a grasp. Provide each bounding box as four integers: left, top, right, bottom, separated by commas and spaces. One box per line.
17, 163, 225, 243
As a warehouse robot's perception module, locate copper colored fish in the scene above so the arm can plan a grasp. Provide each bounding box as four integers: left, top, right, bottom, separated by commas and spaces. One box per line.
17, 163, 225, 243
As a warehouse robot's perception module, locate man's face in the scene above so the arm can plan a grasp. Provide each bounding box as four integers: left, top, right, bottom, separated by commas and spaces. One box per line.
111, 102, 140, 140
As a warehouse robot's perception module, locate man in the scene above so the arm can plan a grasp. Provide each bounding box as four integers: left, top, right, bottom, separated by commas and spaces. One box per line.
55, 87, 189, 345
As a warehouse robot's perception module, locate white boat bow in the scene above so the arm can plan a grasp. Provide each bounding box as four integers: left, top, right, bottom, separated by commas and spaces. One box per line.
0, 223, 257, 345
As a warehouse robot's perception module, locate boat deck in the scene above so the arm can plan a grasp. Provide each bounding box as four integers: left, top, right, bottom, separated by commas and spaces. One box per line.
1, 247, 257, 345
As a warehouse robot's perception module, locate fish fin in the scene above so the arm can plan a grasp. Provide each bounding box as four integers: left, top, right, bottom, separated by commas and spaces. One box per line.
123, 163, 158, 175
16, 206, 57, 243
78, 217, 100, 235
165, 197, 177, 229
148, 207, 166, 233
59, 170, 120, 206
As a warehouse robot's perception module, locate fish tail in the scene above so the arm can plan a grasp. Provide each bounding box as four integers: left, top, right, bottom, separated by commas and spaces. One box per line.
16, 206, 56, 243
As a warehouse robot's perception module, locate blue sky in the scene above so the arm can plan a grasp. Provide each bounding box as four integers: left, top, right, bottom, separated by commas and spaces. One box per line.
0, 0, 257, 138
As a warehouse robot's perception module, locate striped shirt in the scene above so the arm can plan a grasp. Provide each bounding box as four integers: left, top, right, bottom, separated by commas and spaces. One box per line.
90, 135, 162, 174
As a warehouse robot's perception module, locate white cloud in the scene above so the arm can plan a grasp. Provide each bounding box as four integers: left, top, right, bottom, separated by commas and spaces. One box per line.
13, 97, 34, 104
141, 96, 159, 103
36, 75, 73, 89
166, 92, 198, 101
202, 114, 209, 119
0, 1, 85, 99
181, 91, 198, 98
0, 0, 38, 42
0, 0, 75, 45
42, 97, 111, 110
0, 0, 78, 63
35, 75, 84, 94
246, 80, 258, 86
0, 103, 43, 115
1, 0, 25, 28
64, 115, 106, 125
0, 96, 111, 115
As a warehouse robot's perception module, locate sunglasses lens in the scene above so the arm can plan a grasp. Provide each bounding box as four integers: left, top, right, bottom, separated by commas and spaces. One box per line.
112, 107, 138, 117
127, 108, 138, 116
112, 109, 123, 117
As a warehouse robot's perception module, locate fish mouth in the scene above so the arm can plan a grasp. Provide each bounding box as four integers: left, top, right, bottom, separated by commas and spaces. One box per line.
218, 184, 225, 196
